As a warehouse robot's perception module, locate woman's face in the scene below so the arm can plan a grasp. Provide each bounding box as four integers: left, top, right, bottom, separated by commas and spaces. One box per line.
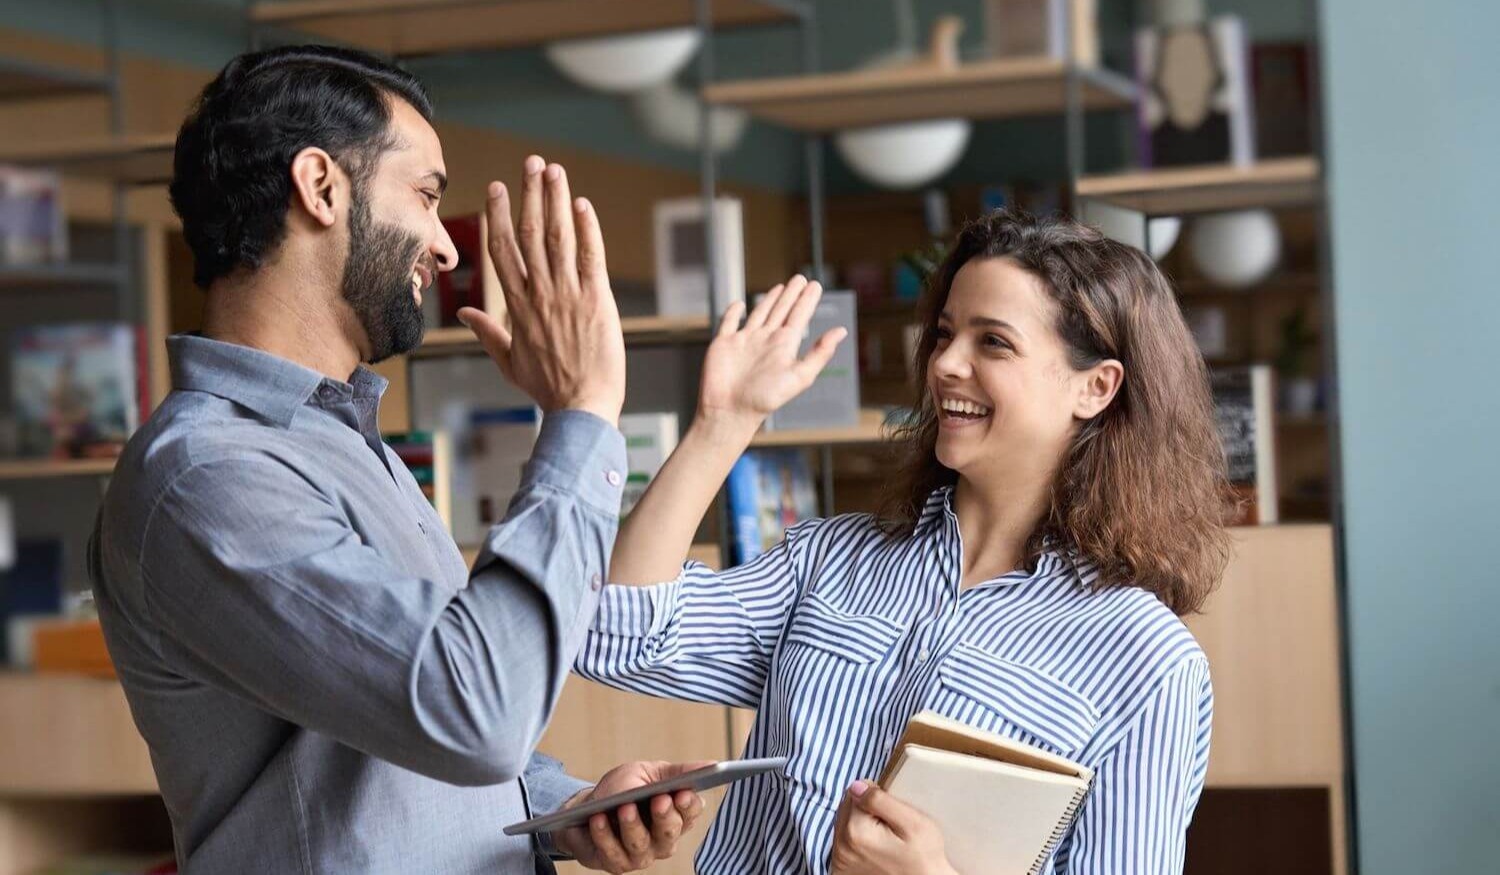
927, 257, 1120, 484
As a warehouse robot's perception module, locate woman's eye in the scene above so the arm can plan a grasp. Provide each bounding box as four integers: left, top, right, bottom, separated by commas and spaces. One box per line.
984, 334, 1011, 351
934, 326, 953, 342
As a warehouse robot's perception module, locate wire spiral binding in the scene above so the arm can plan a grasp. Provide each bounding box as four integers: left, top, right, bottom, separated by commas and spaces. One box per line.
1026, 780, 1094, 875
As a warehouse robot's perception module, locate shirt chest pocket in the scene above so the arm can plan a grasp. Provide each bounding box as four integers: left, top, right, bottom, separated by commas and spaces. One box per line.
930, 643, 1101, 756
780, 592, 906, 663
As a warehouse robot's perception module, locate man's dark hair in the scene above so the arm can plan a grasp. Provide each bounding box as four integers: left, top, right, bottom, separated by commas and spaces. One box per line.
170, 45, 433, 289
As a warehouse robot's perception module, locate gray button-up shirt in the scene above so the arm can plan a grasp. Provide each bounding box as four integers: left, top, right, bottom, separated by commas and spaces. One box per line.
89, 335, 626, 874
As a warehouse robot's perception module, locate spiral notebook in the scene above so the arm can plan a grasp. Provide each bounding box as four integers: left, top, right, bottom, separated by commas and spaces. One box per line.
878, 711, 1094, 875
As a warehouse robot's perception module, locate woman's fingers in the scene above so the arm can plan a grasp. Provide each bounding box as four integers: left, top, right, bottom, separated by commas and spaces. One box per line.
745, 282, 786, 331
784, 279, 824, 333
793, 327, 848, 385
716, 300, 746, 337
765, 274, 808, 329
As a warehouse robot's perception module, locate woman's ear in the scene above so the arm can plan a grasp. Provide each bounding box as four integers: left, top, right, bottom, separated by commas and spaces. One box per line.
1074, 359, 1124, 420
289, 147, 341, 229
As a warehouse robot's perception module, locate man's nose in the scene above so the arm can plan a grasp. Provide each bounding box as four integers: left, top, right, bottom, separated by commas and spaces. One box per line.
432, 215, 459, 271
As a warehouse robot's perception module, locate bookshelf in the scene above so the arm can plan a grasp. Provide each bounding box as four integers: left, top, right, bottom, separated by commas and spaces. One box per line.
0, 134, 175, 186
414, 314, 714, 358
0, 56, 110, 102
0, 457, 117, 481
0, 262, 128, 289
750, 407, 892, 447
250, 0, 802, 56
704, 57, 1136, 132
1075, 157, 1322, 216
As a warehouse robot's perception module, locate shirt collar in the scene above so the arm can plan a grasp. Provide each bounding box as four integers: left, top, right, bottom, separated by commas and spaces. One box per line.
167, 334, 388, 428
921, 484, 1077, 587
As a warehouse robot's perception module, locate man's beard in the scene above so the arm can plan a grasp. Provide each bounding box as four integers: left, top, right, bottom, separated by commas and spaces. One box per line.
342, 187, 429, 363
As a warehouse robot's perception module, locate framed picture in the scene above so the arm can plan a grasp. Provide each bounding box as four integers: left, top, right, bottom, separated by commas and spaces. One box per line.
653, 196, 746, 318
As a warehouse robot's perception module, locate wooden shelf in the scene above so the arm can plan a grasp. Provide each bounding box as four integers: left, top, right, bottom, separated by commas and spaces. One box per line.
413, 314, 713, 357
0, 673, 157, 796
0, 457, 117, 481
0, 263, 128, 289
1076, 157, 1321, 216
703, 57, 1136, 132
751, 407, 891, 447
0, 135, 175, 185
250, 0, 801, 56
0, 57, 110, 102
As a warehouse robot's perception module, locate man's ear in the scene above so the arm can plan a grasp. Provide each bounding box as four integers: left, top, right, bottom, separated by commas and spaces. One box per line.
289, 147, 341, 229
1074, 359, 1124, 420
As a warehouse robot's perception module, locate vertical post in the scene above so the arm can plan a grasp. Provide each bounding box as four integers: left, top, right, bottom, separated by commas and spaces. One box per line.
101, 0, 133, 325
696, 0, 720, 323
1063, 0, 1085, 210
801, 9, 825, 281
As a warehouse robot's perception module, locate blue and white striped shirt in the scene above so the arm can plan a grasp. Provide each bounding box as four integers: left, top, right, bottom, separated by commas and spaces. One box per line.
579, 487, 1212, 874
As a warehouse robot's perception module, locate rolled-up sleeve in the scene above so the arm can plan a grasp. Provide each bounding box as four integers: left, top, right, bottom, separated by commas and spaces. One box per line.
574, 520, 814, 709
139, 410, 626, 787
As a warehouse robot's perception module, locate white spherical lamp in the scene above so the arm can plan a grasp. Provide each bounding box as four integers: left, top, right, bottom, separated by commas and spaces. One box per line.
1145, 216, 1182, 260
1189, 209, 1283, 288
834, 118, 972, 190
630, 81, 749, 153
545, 27, 702, 94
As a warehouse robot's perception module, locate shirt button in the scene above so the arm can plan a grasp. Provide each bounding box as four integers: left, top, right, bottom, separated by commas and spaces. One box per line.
590, 574, 602, 591
605, 470, 622, 487
917, 648, 931, 662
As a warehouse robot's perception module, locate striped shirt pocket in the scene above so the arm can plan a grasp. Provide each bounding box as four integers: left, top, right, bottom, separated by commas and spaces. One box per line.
934, 643, 1101, 755
782, 592, 906, 663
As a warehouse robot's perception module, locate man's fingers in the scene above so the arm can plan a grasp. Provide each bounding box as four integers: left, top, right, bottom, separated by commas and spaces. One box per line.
543, 163, 578, 289
574, 196, 610, 294
674, 789, 704, 829
716, 300, 746, 338
588, 812, 631, 874
485, 181, 528, 313
745, 282, 785, 330
615, 804, 654, 869
517, 155, 551, 289
648, 794, 683, 857
792, 327, 846, 384
457, 307, 514, 369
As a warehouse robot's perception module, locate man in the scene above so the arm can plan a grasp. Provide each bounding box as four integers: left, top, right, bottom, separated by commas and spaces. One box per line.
89, 45, 705, 874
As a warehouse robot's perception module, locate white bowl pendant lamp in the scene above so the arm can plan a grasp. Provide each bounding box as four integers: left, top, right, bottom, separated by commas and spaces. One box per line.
630, 81, 750, 154
835, 119, 972, 190
1189, 209, 1282, 288
545, 27, 702, 94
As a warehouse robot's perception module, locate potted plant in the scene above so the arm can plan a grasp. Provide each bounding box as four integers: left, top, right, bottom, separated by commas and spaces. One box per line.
1274, 304, 1320, 415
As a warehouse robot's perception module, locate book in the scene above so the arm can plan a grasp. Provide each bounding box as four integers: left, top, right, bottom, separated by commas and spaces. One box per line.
724, 449, 818, 565
0, 165, 66, 264
618, 412, 679, 518
1136, 16, 1256, 168
1, 538, 63, 666
1211, 364, 1279, 524
653, 196, 746, 318
10, 323, 143, 459
431, 213, 504, 329
385, 431, 454, 532
32, 617, 115, 679
764, 290, 861, 432
466, 406, 542, 545
878, 710, 1094, 875
984, 0, 1099, 67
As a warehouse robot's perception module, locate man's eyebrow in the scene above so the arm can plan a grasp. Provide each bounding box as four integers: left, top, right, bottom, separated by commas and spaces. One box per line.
422, 170, 448, 194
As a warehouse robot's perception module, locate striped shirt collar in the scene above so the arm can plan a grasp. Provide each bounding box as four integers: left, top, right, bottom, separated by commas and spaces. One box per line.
920, 484, 1080, 588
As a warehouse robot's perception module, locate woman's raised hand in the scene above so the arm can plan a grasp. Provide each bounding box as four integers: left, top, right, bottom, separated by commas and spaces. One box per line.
696, 275, 847, 434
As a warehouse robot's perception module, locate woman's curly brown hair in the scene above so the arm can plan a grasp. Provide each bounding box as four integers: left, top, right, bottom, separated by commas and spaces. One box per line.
878, 210, 1235, 615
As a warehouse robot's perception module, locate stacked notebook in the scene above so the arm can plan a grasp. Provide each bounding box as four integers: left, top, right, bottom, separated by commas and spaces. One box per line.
878, 711, 1094, 875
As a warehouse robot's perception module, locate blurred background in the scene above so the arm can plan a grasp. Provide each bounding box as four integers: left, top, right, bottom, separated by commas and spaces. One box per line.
0, 1, 1493, 873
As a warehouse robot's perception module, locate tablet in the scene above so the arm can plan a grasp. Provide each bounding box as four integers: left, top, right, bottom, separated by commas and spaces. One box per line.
502, 757, 787, 836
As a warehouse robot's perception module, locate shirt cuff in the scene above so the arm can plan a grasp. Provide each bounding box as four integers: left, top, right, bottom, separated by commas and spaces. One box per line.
523, 752, 594, 861
590, 580, 681, 637
525, 410, 628, 517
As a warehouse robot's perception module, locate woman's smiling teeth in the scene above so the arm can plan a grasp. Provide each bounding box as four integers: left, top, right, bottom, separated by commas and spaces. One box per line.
939, 396, 992, 421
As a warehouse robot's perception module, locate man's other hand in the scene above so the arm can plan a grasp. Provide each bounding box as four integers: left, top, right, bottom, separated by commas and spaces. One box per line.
550, 760, 711, 874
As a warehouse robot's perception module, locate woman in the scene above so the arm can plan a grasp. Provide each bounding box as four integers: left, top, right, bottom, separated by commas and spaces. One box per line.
577, 211, 1232, 874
